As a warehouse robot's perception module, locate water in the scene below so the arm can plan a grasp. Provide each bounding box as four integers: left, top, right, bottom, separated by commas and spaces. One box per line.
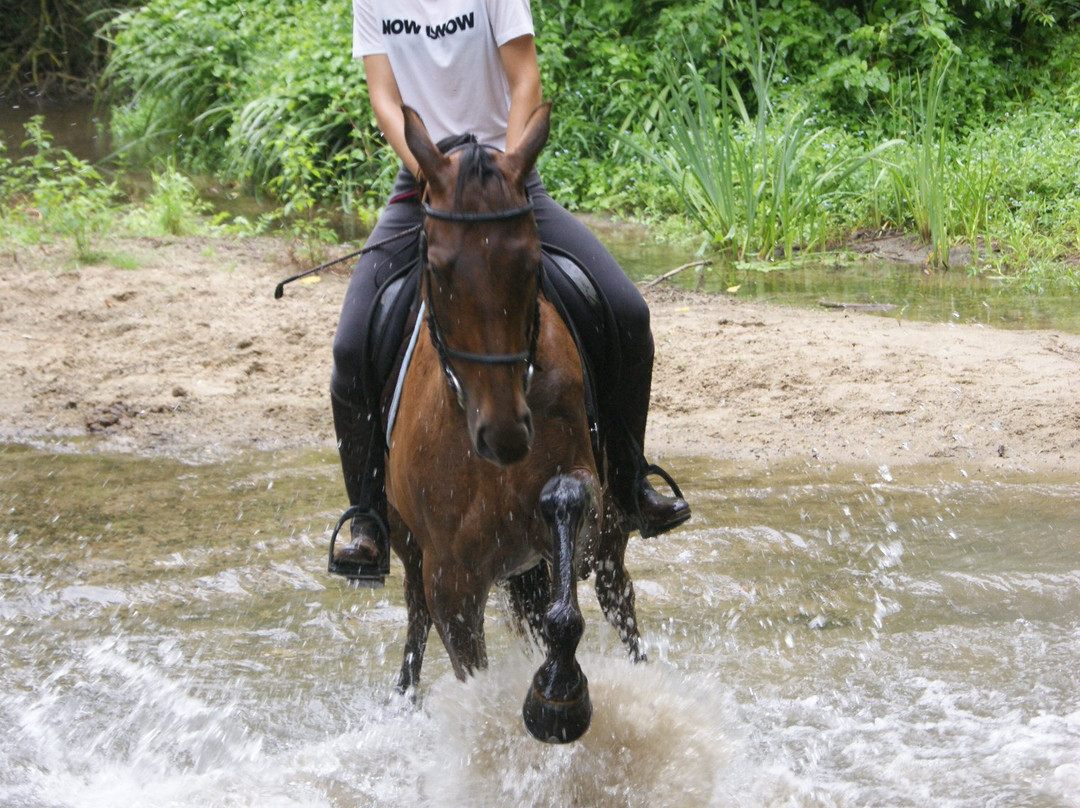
668, 258, 1080, 334
0, 99, 109, 161
2, 444, 1078, 806
586, 216, 1080, 333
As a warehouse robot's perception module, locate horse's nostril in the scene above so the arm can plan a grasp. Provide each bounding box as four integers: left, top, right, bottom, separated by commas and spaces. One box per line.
522, 411, 534, 442
475, 425, 493, 461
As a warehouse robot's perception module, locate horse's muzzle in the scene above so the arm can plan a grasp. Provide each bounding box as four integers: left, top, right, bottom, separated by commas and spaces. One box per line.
474, 409, 534, 466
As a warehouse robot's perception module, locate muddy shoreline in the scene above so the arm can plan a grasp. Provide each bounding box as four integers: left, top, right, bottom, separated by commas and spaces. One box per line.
2, 235, 1078, 476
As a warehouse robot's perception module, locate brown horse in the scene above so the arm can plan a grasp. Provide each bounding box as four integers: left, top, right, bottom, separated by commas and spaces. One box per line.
383, 103, 644, 743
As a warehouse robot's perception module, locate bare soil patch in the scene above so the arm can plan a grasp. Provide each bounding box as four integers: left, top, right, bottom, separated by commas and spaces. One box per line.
3, 235, 1078, 475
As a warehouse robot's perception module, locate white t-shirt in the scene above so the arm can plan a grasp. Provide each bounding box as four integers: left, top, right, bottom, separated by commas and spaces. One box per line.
353, 0, 534, 149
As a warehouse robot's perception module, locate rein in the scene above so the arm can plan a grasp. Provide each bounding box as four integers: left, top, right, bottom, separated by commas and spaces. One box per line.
420, 198, 542, 405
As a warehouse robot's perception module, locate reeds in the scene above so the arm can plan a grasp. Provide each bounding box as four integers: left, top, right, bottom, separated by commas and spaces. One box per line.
872, 55, 956, 268
633, 5, 898, 261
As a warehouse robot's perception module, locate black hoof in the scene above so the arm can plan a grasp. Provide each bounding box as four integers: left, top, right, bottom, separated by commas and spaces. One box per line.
522, 675, 592, 744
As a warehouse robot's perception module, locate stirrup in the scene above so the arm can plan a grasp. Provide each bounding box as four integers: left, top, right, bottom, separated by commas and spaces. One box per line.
327, 505, 390, 587
633, 463, 690, 539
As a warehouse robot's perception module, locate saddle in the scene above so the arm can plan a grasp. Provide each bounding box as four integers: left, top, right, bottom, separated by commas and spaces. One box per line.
328, 233, 687, 582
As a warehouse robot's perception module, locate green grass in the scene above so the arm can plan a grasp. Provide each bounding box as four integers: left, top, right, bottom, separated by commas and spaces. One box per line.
1, 117, 121, 263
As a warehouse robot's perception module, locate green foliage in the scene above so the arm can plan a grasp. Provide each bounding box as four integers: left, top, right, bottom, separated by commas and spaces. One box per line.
20, 0, 1076, 286
125, 159, 215, 236
629, 15, 900, 261
532, 0, 664, 207
0, 117, 120, 263
99, 0, 1079, 217
973, 110, 1080, 278
872, 55, 956, 268
262, 135, 341, 266
0, 119, 271, 259
101, 0, 385, 211
101, 0, 257, 169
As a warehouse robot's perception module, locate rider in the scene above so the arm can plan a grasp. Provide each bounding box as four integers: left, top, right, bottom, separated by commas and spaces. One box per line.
331, 0, 690, 576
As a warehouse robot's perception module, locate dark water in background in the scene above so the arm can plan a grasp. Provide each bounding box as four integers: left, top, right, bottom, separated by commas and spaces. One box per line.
3, 99, 1078, 335
0, 98, 110, 161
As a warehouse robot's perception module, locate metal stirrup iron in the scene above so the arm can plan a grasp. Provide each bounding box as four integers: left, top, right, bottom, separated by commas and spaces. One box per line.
633, 463, 688, 538
327, 505, 391, 586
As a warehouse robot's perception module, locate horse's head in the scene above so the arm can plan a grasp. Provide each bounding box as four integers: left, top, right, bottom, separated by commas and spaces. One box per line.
404, 103, 552, 467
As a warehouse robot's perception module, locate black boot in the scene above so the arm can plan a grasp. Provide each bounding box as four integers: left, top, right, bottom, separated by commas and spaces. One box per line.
328, 391, 390, 585
632, 464, 691, 538
606, 426, 691, 538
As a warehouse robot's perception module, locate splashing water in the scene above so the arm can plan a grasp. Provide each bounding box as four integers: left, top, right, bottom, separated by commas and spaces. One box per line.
2, 446, 1079, 806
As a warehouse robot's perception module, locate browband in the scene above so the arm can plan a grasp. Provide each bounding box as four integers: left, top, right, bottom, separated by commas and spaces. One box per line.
421, 200, 535, 223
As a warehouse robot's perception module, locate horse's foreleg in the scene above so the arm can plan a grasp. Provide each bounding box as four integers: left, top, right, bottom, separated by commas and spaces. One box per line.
425, 559, 489, 680
396, 534, 431, 695
522, 474, 593, 744
594, 513, 646, 663
504, 560, 550, 648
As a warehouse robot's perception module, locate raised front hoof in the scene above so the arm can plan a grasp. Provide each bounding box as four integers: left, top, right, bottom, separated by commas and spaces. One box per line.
522, 676, 592, 744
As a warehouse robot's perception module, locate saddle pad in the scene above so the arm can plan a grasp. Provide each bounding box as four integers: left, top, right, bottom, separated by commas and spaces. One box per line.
385, 300, 426, 444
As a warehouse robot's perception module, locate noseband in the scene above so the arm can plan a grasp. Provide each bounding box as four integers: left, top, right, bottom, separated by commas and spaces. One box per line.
420, 198, 542, 407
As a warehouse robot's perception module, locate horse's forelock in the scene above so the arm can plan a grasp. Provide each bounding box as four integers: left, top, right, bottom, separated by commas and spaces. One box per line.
453, 143, 514, 211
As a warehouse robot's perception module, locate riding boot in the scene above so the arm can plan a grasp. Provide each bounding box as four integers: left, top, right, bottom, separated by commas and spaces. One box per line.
607, 425, 691, 538
328, 390, 390, 584
605, 357, 691, 538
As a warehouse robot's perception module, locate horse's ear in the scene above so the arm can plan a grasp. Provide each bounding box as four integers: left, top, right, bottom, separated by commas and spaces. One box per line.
402, 105, 450, 194
506, 102, 551, 188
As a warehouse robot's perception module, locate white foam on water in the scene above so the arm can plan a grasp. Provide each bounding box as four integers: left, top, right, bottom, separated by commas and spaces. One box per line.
4, 460, 1079, 808
0, 639, 767, 808
3, 626, 1079, 807
417, 651, 754, 808
733, 632, 1080, 808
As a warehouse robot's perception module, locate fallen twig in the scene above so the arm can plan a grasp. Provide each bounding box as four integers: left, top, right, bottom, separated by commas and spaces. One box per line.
641, 260, 712, 290
819, 300, 897, 312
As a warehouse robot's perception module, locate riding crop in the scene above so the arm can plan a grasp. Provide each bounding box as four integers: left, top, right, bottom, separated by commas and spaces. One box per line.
273, 224, 422, 299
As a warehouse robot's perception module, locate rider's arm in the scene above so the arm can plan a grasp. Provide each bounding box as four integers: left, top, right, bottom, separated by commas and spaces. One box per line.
363, 53, 421, 179
499, 34, 543, 153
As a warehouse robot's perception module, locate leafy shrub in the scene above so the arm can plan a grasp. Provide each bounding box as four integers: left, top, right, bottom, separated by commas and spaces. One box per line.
125, 159, 215, 236
1, 117, 121, 262
102, 0, 386, 209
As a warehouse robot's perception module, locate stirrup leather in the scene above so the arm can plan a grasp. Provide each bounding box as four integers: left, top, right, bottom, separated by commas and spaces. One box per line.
327, 505, 390, 585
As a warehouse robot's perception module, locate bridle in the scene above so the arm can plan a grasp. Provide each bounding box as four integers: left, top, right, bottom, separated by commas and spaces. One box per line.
420, 196, 543, 408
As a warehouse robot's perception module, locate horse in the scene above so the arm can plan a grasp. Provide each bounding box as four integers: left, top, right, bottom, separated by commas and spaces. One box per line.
382, 103, 644, 744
